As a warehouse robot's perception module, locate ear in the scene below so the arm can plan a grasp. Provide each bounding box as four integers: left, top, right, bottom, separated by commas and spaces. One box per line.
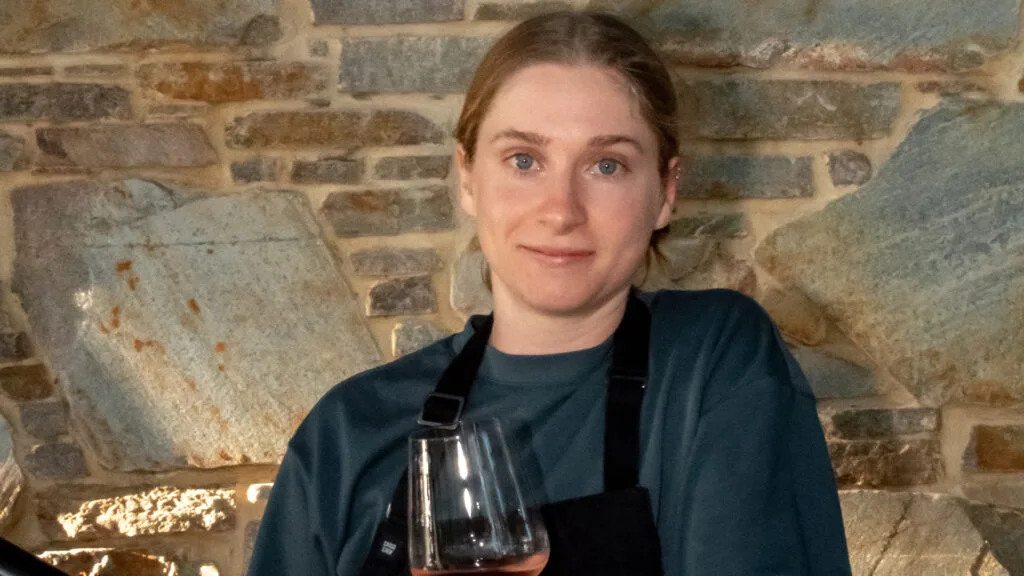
655, 156, 682, 230
457, 144, 477, 218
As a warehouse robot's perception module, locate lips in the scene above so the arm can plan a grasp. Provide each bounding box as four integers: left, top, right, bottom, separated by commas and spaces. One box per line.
519, 244, 595, 264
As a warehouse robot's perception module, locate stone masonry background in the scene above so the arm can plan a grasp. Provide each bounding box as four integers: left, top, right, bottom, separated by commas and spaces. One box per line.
0, 0, 1023, 574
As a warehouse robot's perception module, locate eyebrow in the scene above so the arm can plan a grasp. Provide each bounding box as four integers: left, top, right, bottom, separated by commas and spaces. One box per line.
490, 129, 645, 154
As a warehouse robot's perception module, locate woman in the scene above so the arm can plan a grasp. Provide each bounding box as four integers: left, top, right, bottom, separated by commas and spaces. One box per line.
249, 11, 851, 576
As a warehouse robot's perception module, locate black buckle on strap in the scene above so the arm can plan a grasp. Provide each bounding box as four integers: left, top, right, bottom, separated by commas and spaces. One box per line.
417, 392, 464, 429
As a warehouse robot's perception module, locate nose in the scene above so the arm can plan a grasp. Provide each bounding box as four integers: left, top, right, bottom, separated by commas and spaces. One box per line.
537, 168, 586, 232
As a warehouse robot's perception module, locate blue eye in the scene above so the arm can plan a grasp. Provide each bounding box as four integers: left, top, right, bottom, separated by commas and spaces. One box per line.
595, 159, 620, 175
511, 153, 535, 171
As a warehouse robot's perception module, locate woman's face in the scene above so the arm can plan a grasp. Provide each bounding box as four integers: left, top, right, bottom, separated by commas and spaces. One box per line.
458, 63, 678, 316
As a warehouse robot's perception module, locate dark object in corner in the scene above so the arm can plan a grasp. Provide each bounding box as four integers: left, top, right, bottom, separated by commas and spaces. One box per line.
0, 538, 68, 575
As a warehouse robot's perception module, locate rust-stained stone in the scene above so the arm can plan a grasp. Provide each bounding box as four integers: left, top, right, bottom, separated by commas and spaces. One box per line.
367, 276, 437, 316
757, 101, 1024, 406
37, 124, 218, 169
830, 438, 944, 487
11, 179, 382, 470
0, 0, 280, 54
39, 548, 178, 576
322, 186, 455, 237
38, 485, 235, 541
0, 416, 24, 533
965, 425, 1024, 472
0, 364, 53, 400
226, 110, 444, 149
138, 62, 328, 103
0, 332, 32, 362
0, 84, 131, 122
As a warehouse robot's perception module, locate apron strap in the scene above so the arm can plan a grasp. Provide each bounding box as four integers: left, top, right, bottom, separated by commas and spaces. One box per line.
360, 315, 493, 576
605, 292, 651, 491
360, 293, 650, 576
418, 314, 494, 429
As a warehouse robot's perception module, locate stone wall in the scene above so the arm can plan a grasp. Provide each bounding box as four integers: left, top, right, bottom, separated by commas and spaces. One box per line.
0, 0, 1022, 574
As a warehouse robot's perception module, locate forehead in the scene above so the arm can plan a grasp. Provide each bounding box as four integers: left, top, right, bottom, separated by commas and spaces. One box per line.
478, 63, 655, 145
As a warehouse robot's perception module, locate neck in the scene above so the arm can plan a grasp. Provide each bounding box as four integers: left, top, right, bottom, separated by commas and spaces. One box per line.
488, 287, 630, 355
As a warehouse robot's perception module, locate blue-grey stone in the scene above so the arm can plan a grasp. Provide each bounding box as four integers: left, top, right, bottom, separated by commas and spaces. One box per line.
963, 502, 1024, 574
758, 100, 1024, 406
828, 150, 873, 187
637, 0, 1019, 70
0, 415, 23, 531
342, 36, 493, 93
669, 214, 749, 238
790, 345, 881, 399
393, 319, 451, 357
11, 179, 382, 471
474, 1, 573, 20
26, 443, 88, 478
680, 79, 900, 140
322, 187, 455, 237
831, 407, 939, 440
312, 0, 463, 24
349, 247, 442, 277
19, 400, 69, 440
680, 155, 813, 198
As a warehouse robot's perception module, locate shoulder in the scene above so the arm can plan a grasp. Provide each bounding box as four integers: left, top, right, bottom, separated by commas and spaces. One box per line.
641, 288, 775, 342
641, 289, 804, 408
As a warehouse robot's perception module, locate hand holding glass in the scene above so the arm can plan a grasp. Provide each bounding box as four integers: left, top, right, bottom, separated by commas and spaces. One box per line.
408, 420, 549, 576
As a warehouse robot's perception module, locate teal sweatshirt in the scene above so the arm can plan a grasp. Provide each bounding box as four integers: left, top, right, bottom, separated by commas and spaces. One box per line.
249, 289, 852, 575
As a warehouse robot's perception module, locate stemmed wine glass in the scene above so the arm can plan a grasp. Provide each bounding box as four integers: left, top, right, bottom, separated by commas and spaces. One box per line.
408, 419, 549, 576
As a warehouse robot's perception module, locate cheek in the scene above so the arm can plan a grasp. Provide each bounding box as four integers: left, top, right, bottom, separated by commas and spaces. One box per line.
595, 186, 661, 242
475, 177, 533, 233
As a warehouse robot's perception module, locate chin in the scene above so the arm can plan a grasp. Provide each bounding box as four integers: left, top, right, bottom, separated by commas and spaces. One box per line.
512, 279, 611, 316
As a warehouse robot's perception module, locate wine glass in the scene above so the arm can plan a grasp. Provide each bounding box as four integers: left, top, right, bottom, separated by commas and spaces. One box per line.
408, 419, 549, 576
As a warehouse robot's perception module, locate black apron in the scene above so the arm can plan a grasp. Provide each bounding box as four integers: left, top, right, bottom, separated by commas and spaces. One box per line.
361, 293, 664, 576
